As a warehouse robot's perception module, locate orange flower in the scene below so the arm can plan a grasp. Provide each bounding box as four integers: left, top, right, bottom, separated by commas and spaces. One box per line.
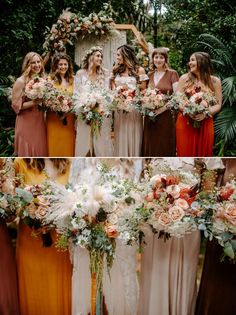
105, 224, 118, 238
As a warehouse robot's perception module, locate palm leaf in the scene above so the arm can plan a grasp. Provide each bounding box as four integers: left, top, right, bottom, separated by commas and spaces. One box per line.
215, 107, 236, 144
222, 76, 236, 106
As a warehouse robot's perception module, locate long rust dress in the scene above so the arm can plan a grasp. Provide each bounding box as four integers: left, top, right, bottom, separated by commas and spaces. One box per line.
0, 219, 19, 315
142, 69, 179, 157
15, 158, 72, 315
195, 158, 236, 315
12, 77, 48, 157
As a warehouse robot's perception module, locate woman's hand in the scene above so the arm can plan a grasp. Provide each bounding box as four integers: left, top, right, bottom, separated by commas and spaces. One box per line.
154, 105, 167, 116
190, 112, 207, 121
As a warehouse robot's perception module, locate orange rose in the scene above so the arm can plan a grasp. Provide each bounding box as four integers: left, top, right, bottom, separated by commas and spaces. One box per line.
105, 224, 118, 238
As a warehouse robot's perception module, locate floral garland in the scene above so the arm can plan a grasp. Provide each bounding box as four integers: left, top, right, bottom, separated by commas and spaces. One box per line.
43, 8, 118, 58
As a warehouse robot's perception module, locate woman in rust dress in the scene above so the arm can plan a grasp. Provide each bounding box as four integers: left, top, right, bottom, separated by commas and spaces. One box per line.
142, 47, 179, 156
195, 158, 236, 315
0, 158, 19, 315
11, 52, 47, 156
176, 52, 222, 157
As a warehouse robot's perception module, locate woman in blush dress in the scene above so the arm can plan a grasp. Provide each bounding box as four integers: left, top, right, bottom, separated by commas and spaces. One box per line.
73, 46, 114, 157
46, 53, 75, 156
15, 158, 72, 315
11, 52, 47, 156
195, 158, 236, 315
175, 52, 222, 157
142, 47, 179, 157
0, 158, 19, 315
111, 45, 148, 157
138, 158, 224, 315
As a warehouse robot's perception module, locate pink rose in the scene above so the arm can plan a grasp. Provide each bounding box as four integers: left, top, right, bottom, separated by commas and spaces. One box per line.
158, 212, 172, 226
166, 185, 180, 199
174, 198, 189, 210
168, 206, 184, 221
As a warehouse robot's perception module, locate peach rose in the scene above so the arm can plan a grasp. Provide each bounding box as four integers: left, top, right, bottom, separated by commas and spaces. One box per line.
158, 212, 172, 226
166, 185, 180, 199
168, 206, 184, 222
145, 192, 154, 202
174, 198, 189, 210
105, 224, 118, 238
224, 204, 236, 226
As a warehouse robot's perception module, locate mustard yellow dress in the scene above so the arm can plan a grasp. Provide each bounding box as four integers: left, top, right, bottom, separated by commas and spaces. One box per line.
46, 82, 75, 156
15, 158, 72, 315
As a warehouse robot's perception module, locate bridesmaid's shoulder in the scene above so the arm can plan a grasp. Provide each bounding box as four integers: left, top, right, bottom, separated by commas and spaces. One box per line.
211, 75, 221, 85
138, 66, 146, 75
178, 73, 189, 82
14, 76, 25, 88
167, 68, 178, 75
75, 69, 86, 76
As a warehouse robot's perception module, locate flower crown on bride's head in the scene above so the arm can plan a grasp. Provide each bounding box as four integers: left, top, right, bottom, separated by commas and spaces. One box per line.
82, 46, 103, 65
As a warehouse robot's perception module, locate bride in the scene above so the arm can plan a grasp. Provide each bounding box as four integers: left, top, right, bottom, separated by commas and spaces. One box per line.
69, 158, 143, 315
73, 47, 114, 157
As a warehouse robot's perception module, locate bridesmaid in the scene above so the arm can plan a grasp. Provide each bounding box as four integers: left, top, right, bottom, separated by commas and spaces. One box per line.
176, 52, 222, 157
195, 158, 236, 315
0, 159, 19, 315
47, 53, 75, 156
142, 47, 179, 156
111, 44, 148, 157
11, 52, 47, 156
15, 158, 72, 315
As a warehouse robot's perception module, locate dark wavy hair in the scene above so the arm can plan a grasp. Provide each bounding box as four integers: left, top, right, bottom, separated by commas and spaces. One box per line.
50, 53, 74, 84
187, 52, 214, 90
112, 45, 140, 81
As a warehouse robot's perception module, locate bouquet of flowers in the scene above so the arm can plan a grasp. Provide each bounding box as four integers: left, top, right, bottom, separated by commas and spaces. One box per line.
43, 162, 138, 308
136, 88, 167, 120
25, 76, 49, 100
168, 86, 217, 128
211, 179, 236, 261
112, 86, 137, 113
140, 161, 201, 238
43, 84, 73, 114
73, 85, 113, 134
15, 182, 54, 246
0, 159, 22, 220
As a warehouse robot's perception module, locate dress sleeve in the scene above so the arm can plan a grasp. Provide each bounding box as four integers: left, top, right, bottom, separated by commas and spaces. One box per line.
11, 78, 25, 114
171, 70, 179, 85
139, 74, 149, 82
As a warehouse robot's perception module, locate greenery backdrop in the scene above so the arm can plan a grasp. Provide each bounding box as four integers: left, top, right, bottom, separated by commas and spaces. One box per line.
0, 0, 235, 156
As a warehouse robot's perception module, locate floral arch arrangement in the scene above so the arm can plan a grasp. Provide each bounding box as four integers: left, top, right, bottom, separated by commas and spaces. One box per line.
42, 8, 119, 62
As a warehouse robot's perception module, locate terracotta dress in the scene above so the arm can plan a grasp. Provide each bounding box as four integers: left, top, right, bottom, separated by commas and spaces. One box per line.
15, 158, 72, 315
142, 69, 179, 157
0, 219, 19, 315
12, 78, 47, 157
114, 74, 148, 157
46, 82, 76, 157
138, 158, 200, 315
196, 158, 236, 315
176, 86, 214, 157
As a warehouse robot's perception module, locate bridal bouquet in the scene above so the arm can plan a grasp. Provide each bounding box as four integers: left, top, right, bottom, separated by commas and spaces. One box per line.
136, 88, 167, 120
73, 86, 113, 133
112, 86, 137, 113
25, 76, 49, 100
44, 163, 137, 298
15, 182, 54, 246
43, 85, 73, 114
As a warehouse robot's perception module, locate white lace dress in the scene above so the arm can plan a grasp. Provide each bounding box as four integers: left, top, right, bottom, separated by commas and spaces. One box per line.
114, 75, 147, 157
73, 70, 114, 157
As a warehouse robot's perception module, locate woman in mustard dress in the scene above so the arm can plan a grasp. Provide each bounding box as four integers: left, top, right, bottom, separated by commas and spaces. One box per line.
15, 158, 72, 315
46, 54, 75, 156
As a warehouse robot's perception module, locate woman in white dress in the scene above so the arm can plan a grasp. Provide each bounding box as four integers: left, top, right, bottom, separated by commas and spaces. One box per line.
70, 158, 143, 315
111, 45, 148, 157
138, 158, 224, 315
73, 47, 114, 157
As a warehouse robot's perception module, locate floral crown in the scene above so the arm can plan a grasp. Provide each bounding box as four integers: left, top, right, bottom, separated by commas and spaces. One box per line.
82, 46, 103, 64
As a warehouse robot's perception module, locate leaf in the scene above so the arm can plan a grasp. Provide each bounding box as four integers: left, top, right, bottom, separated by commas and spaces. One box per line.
15, 188, 33, 203
224, 244, 235, 259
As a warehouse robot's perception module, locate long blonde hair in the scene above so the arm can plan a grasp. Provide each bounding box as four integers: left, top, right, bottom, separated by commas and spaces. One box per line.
21, 52, 45, 83
82, 47, 105, 86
